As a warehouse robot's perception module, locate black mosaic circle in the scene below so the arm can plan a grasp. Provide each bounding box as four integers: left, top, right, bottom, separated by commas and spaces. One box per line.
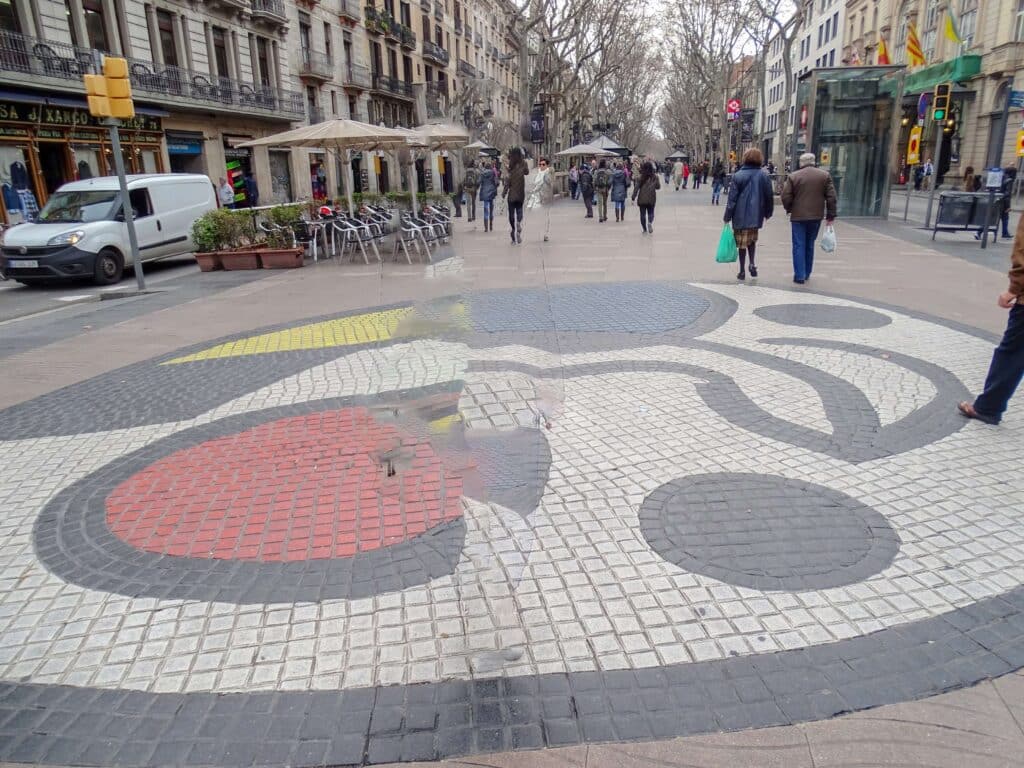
640, 473, 900, 591
754, 303, 892, 329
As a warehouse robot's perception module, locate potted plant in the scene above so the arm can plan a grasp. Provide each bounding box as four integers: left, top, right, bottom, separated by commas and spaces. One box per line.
191, 209, 260, 270
260, 204, 306, 269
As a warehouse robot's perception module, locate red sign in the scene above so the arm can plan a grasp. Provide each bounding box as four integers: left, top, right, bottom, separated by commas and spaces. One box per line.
727, 98, 741, 114
800, 104, 808, 130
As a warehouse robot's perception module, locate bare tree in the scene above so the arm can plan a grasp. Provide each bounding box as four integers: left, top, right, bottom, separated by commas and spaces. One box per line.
747, 0, 801, 171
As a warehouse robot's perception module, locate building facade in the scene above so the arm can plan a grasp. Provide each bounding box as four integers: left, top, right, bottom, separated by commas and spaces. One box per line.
0, 0, 524, 223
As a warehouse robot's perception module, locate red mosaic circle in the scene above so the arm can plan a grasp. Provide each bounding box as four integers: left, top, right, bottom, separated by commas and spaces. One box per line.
105, 408, 464, 562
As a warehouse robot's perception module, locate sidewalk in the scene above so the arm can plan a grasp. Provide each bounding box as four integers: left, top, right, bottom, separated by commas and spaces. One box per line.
0, 188, 1021, 768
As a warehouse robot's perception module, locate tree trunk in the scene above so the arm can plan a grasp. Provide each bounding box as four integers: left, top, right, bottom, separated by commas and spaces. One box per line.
776, 36, 794, 173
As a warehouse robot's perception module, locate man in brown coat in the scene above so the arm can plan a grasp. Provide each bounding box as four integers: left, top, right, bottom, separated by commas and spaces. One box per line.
958, 213, 1024, 425
781, 152, 837, 284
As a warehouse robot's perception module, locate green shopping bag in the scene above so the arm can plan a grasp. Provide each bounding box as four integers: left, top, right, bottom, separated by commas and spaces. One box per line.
715, 224, 738, 263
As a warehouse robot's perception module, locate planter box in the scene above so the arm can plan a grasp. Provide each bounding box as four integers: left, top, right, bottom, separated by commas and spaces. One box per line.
259, 247, 305, 269
194, 252, 222, 272
220, 250, 261, 270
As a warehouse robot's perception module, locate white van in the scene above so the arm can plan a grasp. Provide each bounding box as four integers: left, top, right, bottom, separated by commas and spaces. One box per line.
0, 173, 217, 285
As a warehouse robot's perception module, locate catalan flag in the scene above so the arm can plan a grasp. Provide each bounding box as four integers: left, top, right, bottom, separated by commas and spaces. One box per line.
877, 36, 891, 65
906, 24, 926, 66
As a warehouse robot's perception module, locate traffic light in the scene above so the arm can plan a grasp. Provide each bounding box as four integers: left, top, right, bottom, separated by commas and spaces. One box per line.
104, 56, 134, 119
82, 56, 134, 119
932, 82, 951, 122
83, 74, 109, 118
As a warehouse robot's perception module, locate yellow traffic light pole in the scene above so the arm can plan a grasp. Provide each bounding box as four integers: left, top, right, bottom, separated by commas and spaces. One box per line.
84, 53, 145, 291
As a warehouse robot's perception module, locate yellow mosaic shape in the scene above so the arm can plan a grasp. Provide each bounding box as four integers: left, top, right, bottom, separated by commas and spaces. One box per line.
162, 307, 414, 364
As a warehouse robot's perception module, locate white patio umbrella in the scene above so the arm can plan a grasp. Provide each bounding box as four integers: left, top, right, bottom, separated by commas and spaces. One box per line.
557, 142, 615, 157
239, 119, 413, 215
412, 122, 471, 151
464, 139, 495, 152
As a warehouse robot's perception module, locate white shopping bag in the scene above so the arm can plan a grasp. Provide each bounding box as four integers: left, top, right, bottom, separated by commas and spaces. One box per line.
820, 224, 837, 253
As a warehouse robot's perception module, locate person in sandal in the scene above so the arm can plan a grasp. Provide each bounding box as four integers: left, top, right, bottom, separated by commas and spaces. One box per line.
958, 212, 1024, 425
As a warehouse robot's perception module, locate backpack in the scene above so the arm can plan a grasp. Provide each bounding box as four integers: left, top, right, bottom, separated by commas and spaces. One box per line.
594, 168, 610, 189
463, 168, 479, 188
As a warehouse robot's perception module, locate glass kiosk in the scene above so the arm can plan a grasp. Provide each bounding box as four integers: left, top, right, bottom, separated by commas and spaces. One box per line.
794, 66, 904, 217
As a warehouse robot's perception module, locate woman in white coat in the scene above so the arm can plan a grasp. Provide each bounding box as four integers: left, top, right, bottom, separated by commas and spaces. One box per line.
526, 156, 554, 242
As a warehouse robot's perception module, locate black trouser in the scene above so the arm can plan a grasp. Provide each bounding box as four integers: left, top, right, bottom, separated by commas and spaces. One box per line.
508, 200, 523, 233
464, 189, 477, 220
639, 204, 654, 230
582, 192, 593, 217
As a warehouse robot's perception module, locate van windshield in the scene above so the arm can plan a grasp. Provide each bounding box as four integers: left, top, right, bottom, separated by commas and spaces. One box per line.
37, 190, 119, 224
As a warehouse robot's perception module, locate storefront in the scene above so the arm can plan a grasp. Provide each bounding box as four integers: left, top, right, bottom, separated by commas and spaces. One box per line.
0, 97, 164, 225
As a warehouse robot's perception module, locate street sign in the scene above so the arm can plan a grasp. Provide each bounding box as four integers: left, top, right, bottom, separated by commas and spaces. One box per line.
907, 125, 922, 165
727, 98, 741, 121
986, 167, 1004, 190
1010, 90, 1024, 109
1017, 129, 1024, 157
917, 92, 930, 119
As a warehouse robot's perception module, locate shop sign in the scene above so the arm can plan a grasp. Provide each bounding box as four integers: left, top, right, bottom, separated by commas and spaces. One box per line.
167, 141, 202, 156
0, 101, 161, 132
225, 147, 251, 158
907, 125, 922, 165
0, 125, 30, 138
1009, 91, 1024, 110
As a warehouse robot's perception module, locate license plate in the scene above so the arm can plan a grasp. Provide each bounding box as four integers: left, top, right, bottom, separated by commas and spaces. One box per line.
7, 259, 38, 268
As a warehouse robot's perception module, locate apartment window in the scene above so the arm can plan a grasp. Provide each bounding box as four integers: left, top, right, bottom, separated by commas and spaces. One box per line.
157, 9, 178, 67
330, 89, 337, 115
348, 95, 357, 120
371, 41, 382, 74
83, 0, 110, 51
817, 25, 822, 47
384, 0, 395, 18
400, 1, 410, 26
323, 21, 332, 60
212, 27, 230, 78
1016, 0, 1024, 41
0, 0, 20, 33
959, 0, 976, 47
256, 36, 271, 86
895, 2, 909, 62
299, 15, 311, 51
388, 47, 397, 77
403, 54, 412, 82
829, 49, 835, 66
831, 12, 838, 40
423, 16, 430, 41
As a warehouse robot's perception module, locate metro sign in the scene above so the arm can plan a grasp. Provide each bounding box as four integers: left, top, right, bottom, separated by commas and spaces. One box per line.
727, 98, 741, 120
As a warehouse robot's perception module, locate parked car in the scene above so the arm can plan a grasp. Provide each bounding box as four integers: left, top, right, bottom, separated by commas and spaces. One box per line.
0, 173, 217, 285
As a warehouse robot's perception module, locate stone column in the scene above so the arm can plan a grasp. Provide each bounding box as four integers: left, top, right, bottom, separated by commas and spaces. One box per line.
145, 4, 162, 65
66, 0, 89, 50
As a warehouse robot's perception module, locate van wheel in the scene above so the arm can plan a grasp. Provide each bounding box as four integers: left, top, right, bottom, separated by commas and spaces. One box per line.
93, 249, 123, 285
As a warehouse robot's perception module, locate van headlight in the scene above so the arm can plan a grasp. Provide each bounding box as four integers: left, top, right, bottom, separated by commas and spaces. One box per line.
48, 230, 86, 246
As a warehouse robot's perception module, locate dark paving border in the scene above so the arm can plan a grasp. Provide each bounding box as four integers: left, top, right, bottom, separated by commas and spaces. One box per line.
753, 303, 892, 329
640, 474, 901, 591
4, 281, 1020, 766
1, 591, 1022, 766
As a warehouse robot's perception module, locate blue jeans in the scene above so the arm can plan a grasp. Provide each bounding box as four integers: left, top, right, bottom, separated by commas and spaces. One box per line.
482, 198, 494, 221
569, 180, 579, 199
711, 181, 722, 203
973, 303, 1024, 424
791, 219, 822, 280
614, 200, 625, 214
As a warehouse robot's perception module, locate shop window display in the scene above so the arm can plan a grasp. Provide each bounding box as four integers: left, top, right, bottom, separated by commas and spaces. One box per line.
0, 144, 37, 223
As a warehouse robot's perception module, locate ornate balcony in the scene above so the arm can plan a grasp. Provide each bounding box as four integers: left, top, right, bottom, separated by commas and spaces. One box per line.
454, 20, 463, 35
338, 0, 361, 22
372, 72, 414, 99
457, 59, 476, 78
0, 30, 304, 120
308, 105, 326, 124
434, 2, 443, 21
419, 0, 430, 10
400, 25, 416, 50
299, 48, 333, 81
250, 0, 287, 23
474, 31, 482, 47
422, 39, 449, 67
342, 62, 371, 90
364, 6, 381, 34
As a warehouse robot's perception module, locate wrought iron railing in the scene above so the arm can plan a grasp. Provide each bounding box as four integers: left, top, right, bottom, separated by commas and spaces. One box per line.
343, 62, 371, 88
299, 48, 334, 79
457, 59, 476, 78
364, 6, 381, 33
308, 105, 326, 124
0, 29, 95, 80
250, 0, 286, 20
372, 72, 413, 98
338, 0, 361, 20
434, 2, 443, 21
422, 39, 449, 66
400, 26, 416, 49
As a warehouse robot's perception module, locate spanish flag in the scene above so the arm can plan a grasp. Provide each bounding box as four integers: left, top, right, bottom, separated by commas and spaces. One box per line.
944, 7, 963, 45
907, 24, 926, 66
877, 36, 891, 65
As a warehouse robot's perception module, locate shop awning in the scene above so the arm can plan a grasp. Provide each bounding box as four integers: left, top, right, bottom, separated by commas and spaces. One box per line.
904, 55, 982, 94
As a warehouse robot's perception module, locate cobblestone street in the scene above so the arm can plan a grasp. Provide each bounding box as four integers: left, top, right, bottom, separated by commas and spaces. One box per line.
1, 189, 1022, 767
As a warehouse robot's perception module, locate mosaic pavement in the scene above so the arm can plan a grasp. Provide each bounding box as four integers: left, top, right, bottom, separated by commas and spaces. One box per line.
1, 281, 1022, 766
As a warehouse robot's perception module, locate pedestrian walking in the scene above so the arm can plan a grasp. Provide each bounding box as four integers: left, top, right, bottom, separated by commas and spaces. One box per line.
673, 159, 684, 190
463, 161, 480, 222
663, 162, 671, 185
478, 160, 498, 232
218, 177, 235, 209
527, 156, 554, 241
922, 157, 934, 190
702, 161, 709, 185
693, 163, 702, 190
610, 161, 630, 222
244, 171, 259, 207
963, 166, 979, 192
579, 162, 595, 218
631, 160, 661, 234
594, 159, 611, 222
781, 152, 837, 284
682, 162, 690, 189
568, 163, 580, 200
958, 214, 1024, 426
711, 160, 726, 205
723, 148, 774, 281
502, 147, 529, 244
